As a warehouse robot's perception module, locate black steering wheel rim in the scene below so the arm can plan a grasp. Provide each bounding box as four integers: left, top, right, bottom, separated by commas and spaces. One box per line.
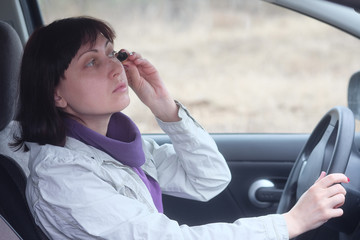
277, 106, 354, 215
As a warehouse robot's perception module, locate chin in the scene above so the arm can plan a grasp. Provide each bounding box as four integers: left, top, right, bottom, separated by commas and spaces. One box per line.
116, 98, 131, 112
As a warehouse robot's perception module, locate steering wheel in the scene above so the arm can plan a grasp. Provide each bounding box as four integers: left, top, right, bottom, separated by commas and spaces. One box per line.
277, 106, 355, 239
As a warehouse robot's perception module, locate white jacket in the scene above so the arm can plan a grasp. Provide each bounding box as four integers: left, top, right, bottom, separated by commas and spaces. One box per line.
25, 105, 288, 240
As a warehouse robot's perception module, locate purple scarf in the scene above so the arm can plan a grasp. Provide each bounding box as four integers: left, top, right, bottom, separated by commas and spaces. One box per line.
64, 112, 163, 212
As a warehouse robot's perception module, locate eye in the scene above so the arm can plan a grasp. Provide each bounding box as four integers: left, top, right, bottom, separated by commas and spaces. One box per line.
108, 50, 117, 58
86, 58, 96, 67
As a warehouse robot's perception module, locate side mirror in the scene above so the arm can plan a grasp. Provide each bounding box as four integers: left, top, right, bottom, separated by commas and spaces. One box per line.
348, 71, 360, 120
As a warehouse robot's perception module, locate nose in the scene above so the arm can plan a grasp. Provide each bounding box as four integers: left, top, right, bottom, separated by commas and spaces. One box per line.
108, 57, 124, 80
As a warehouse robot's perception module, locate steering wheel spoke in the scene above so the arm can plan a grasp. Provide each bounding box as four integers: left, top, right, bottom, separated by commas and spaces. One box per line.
297, 123, 337, 198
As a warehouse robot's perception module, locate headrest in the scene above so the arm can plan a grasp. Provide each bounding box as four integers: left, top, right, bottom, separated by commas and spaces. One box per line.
0, 21, 23, 131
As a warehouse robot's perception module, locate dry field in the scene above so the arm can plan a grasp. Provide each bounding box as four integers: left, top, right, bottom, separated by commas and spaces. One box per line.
39, 0, 360, 133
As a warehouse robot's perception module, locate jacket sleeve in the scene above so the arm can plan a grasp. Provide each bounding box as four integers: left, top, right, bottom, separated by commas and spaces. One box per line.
142, 102, 231, 201
26, 147, 289, 240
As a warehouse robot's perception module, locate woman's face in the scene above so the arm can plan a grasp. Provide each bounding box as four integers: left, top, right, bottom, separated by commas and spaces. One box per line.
55, 34, 129, 124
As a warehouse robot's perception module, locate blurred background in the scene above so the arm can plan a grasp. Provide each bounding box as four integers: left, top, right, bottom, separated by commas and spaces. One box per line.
38, 0, 360, 133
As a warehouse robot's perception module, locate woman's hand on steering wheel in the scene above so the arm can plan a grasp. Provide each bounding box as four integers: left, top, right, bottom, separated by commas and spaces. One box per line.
283, 172, 349, 239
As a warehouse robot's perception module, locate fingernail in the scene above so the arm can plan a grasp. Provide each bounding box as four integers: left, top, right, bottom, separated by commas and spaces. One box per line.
347, 177, 350, 182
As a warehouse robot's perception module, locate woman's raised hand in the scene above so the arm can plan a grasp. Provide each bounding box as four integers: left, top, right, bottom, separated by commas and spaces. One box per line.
121, 50, 180, 122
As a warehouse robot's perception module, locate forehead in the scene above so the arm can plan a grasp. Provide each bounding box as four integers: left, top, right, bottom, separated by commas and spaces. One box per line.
75, 34, 112, 57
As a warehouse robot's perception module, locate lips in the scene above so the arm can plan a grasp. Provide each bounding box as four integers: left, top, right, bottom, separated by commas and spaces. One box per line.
113, 82, 127, 93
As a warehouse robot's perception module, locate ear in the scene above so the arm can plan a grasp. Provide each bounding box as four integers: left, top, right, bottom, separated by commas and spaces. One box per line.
54, 89, 67, 108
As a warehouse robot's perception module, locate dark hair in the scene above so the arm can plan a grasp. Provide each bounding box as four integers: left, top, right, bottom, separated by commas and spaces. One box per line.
14, 16, 116, 149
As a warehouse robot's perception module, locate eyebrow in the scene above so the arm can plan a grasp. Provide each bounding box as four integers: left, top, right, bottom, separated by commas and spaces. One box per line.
77, 39, 111, 60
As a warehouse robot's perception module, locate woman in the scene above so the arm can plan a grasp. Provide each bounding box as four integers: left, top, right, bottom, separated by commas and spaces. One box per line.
15, 17, 348, 239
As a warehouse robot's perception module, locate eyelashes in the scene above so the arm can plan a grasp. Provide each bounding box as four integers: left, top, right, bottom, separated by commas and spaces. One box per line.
85, 50, 119, 68
109, 50, 117, 58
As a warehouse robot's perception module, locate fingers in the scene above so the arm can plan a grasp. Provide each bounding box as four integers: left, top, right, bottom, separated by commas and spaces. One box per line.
119, 50, 143, 63
120, 50, 154, 76
286, 172, 349, 237
315, 173, 348, 217
327, 182, 347, 197
128, 51, 142, 59
319, 183, 346, 213
118, 50, 142, 86
323, 198, 345, 220
313, 173, 348, 209
315, 171, 327, 183
331, 193, 346, 209
331, 207, 344, 217
316, 172, 349, 188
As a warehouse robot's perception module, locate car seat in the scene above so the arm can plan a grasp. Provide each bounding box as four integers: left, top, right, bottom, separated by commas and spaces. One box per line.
0, 20, 49, 240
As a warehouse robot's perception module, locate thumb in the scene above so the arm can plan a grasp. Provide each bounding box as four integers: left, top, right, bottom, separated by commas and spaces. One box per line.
315, 171, 327, 183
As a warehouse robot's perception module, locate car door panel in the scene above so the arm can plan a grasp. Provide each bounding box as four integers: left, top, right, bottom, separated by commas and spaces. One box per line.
152, 134, 308, 225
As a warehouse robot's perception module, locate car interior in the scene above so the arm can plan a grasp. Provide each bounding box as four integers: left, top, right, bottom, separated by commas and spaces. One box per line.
0, 215, 22, 240
1, 0, 360, 239
0, 20, 49, 240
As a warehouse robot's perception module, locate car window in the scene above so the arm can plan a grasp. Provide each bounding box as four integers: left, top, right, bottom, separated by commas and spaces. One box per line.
37, 0, 360, 133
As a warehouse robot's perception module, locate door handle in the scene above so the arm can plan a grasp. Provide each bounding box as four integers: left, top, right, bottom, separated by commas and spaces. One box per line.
248, 179, 283, 208
256, 186, 283, 203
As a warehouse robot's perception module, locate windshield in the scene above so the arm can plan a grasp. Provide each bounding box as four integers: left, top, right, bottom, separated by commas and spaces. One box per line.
37, 0, 360, 133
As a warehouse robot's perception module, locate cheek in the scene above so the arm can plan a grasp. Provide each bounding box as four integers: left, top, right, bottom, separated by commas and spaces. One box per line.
75, 82, 109, 104
59, 78, 103, 106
